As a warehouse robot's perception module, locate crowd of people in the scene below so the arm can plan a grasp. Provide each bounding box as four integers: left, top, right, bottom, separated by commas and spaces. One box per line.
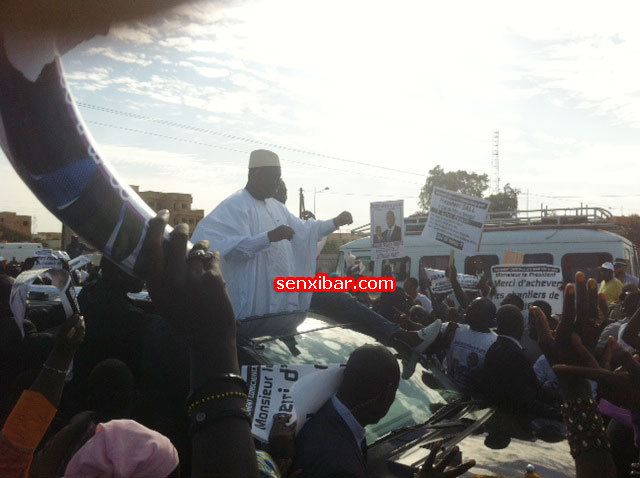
1, 149, 640, 478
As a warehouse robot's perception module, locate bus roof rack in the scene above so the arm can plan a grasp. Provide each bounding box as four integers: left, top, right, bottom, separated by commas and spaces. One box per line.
351, 206, 617, 237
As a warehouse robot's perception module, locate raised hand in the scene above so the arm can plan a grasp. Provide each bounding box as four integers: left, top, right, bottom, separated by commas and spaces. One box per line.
334, 211, 353, 227
268, 225, 295, 242
53, 313, 85, 356
531, 272, 605, 369
139, 212, 238, 374
415, 444, 475, 478
269, 414, 297, 460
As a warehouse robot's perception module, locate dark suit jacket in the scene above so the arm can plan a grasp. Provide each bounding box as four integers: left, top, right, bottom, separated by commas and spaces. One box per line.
385, 226, 401, 242
294, 399, 368, 478
483, 336, 559, 419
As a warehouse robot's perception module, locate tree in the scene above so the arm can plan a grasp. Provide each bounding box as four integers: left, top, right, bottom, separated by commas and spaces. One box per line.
419, 165, 489, 211
486, 183, 520, 216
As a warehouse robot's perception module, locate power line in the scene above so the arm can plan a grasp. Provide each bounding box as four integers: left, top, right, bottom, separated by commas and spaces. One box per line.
78, 102, 422, 177
85, 120, 424, 185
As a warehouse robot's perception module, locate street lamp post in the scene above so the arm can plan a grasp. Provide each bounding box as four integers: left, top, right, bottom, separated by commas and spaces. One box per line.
313, 186, 329, 216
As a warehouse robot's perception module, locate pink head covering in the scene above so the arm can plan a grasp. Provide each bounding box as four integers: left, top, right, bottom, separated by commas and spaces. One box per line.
64, 419, 179, 478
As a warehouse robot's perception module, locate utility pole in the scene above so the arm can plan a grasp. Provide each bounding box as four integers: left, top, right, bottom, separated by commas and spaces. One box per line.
298, 187, 305, 219
491, 130, 500, 195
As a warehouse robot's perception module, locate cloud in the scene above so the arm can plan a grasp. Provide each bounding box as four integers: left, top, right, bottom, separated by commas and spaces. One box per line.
108, 23, 159, 44
84, 47, 153, 66
192, 66, 230, 78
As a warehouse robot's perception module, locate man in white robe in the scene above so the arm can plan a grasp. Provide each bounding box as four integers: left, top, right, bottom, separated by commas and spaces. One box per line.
191, 150, 353, 320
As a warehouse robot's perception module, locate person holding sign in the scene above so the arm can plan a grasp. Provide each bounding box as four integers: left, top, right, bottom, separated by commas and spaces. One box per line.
191, 150, 353, 319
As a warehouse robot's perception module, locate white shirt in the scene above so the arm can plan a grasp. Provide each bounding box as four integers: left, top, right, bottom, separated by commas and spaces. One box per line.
331, 395, 366, 450
444, 323, 498, 390
415, 293, 433, 314
191, 189, 335, 319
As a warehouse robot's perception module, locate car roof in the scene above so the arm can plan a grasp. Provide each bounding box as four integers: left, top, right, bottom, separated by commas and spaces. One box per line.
237, 311, 344, 342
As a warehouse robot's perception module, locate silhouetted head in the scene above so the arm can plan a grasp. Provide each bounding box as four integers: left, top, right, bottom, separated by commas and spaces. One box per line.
403, 277, 419, 298
88, 359, 135, 422
465, 297, 496, 332
530, 300, 552, 321
245, 150, 281, 200
623, 291, 640, 317
500, 293, 524, 311
496, 305, 524, 341
337, 344, 400, 426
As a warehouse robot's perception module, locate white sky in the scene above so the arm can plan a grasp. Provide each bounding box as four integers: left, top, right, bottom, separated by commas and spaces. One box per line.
3, 0, 640, 233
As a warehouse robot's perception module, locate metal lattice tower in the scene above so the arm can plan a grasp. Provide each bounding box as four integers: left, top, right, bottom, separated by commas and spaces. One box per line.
491, 130, 500, 194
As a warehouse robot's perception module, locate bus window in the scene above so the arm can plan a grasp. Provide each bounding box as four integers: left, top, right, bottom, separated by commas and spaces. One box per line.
523, 253, 554, 265
464, 255, 499, 278
561, 252, 612, 283
352, 256, 373, 277
382, 257, 411, 282
420, 256, 450, 271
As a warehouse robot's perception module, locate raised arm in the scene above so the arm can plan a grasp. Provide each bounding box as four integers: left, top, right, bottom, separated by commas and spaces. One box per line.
143, 214, 258, 478
447, 263, 469, 310
0, 314, 84, 477
531, 273, 616, 478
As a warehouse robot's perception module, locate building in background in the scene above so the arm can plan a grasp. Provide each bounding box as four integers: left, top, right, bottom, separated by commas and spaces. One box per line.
0, 211, 32, 241
32, 231, 62, 249
131, 185, 205, 228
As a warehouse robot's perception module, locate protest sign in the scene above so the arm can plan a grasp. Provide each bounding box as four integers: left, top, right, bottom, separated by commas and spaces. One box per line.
422, 188, 489, 253
425, 268, 479, 294
32, 249, 66, 270
9, 268, 80, 337
370, 200, 404, 260
241, 364, 344, 443
491, 264, 564, 313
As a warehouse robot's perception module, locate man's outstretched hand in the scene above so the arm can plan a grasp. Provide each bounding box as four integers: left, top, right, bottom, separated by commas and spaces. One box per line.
140, 211, 239, 375
415, 445, 475, 478
334, 211, 353, 227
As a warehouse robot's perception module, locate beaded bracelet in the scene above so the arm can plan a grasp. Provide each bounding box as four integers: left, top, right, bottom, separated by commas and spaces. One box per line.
186, 391, 248, 417
560, 397, 611, 458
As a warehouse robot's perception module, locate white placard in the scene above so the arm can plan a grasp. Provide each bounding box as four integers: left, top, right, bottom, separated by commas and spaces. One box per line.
425, 268, 479, 294
242, 364, 344, 443
9, 268, 79, 337
370, 200, 404, 260
422, 188, 489, 253
491, 264, 564, 313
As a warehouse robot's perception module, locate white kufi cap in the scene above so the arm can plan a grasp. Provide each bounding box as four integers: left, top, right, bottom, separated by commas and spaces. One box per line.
248, 149, 280, 169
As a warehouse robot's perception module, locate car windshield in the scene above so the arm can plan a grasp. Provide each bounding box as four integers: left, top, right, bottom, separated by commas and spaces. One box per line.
254, 317, 462, 443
